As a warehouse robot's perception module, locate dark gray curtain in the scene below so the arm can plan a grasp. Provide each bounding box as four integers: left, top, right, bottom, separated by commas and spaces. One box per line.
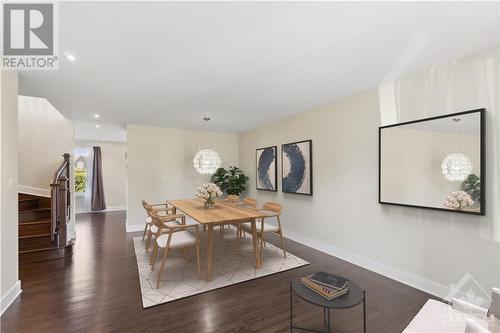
91, 146, 106, 211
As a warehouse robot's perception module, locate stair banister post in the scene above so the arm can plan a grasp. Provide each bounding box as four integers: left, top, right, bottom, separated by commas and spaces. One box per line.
50, 183, 60, 246
57, 176, 68, 246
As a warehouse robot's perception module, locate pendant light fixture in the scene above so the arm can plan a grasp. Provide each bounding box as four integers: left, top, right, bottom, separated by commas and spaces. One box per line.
441, 118, 473, 181
193, 117, 221, 175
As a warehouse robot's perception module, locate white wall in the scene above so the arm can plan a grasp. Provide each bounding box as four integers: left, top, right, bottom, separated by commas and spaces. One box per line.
75, 141, 127, 212
1, 70, 21, 315
239, 47, 500, 300
18, 95, 76, 240
18, 96, 74, 195
126, 124, 239, 231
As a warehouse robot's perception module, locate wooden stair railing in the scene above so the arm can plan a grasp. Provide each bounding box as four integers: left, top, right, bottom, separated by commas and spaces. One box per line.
19, 153, 74, 264
50, 153, 71, 247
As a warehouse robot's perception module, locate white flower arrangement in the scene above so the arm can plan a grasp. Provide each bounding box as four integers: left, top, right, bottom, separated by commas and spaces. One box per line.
196, 183, 223, 207
444, 191, 474, 210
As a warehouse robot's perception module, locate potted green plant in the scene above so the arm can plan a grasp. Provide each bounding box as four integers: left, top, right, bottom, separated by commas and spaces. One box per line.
212, 166, 249, 196
463, 173, 481, 203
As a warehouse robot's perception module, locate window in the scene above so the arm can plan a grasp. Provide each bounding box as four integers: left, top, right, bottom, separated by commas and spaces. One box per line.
74, 148, 90, 193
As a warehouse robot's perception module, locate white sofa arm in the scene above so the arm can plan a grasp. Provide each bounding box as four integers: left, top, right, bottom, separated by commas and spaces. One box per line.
403, 299, 490, 333
453, 297, 489, 318
490, 288, 500, 319
465, 318, 490, 333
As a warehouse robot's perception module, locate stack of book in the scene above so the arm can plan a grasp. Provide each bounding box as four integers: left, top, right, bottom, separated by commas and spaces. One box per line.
300, 271, 349, 300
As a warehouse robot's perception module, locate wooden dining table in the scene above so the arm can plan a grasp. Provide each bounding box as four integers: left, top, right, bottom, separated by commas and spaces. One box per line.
167, 199, 267, 281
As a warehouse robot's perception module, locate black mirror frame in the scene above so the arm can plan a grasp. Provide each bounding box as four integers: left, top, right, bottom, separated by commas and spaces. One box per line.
378, 108, 485, 216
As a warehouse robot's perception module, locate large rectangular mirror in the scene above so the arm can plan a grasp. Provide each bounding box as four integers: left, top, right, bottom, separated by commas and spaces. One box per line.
379, 109, 485, 215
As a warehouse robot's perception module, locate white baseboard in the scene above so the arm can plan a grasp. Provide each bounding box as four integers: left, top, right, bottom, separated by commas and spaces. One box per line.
18, 185, 50, 198
76, 206, 127, 214
1, 280, 21, 316
126, 223, 144, 233
284, 229, 450, 301
106, 206, 127, 212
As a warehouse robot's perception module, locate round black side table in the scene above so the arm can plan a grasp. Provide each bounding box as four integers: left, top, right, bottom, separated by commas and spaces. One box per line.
290, 277, 366, 333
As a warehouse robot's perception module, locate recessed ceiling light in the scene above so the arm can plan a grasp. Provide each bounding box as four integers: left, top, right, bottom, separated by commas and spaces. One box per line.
95, 124, 100, 128
102, 138, 107, 141
94, 114, 100, 119
65, 53, 76, 62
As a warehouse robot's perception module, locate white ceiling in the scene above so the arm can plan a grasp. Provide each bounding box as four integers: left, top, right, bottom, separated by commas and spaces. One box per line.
19, 1, 500, 133
74, 121, 127, 143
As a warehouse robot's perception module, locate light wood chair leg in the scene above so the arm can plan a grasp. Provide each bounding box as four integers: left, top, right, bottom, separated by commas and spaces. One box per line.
259, 219, 265, 260
146, 234, 156, 253
260, 232, 266, 247
277, 216, 286, 258
145, 231, 153, 252
279, 230, 286, 258
237, 225, 241, 252
156, 248, 169, 289
142, 223, 149, 240
239, 227, 246, 250
150, 242, 159, 268
260, 234, 264, 261
250, 220, 261, 269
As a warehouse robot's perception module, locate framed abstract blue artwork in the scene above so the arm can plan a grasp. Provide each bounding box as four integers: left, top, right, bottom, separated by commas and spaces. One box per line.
282, 140, 312, 195
256, 146, 277, 191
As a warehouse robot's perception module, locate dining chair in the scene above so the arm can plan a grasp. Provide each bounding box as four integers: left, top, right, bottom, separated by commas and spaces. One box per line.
149, 212, 201, 289
225, 194, 240, 203
237, 197, 257, 209
220, 194, 240, 239
240, 202, 286, 259
142, 201, 183, 253
141, 200, 176, 240
234, 197, 257, 249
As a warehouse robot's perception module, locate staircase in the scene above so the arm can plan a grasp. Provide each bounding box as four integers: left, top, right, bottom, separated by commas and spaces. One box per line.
18, 193, 73, 263
18, 153, 74, 264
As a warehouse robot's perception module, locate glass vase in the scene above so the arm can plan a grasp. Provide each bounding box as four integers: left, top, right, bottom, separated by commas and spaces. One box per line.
204, 198, 215, 209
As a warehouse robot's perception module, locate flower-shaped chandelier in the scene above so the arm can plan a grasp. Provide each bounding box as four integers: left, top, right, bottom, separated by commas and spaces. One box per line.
193, 117, 221, 175
441, 118, 473, 182
193, 149, 221, 175
441, 153, 473, 181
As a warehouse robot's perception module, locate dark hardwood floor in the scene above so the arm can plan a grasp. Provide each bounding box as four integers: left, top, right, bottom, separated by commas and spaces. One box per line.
1, 211, 435, 333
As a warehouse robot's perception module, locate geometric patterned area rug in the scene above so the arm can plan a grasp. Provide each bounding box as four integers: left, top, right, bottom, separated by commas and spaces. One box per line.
133, 226, 309, 308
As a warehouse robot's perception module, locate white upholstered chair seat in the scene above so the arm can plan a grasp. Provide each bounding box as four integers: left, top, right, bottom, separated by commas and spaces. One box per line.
258, 209, 280, 217
146, 211, 171, 225
237, 204, 255, 210
241, 221, 279, 233
150, 221, 179, 234
149, 216, 201, 288
185, 217, 199, 225
156, 231, 197, 249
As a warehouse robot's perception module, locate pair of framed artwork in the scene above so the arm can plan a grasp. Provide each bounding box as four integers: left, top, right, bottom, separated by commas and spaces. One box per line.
255, 139, 313, 195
